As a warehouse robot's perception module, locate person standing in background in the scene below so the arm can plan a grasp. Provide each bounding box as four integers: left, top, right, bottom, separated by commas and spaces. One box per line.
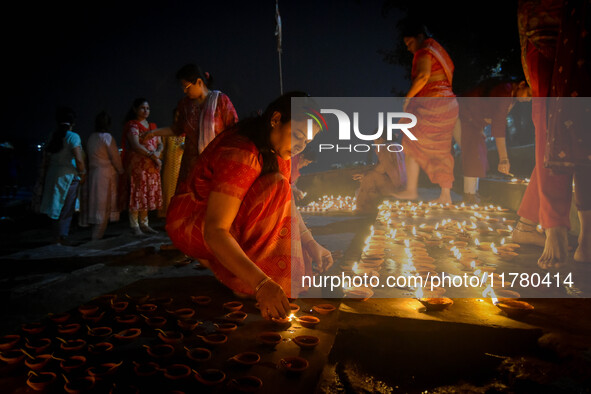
141, 64, 238, 189
86, 111, 124, 240
40, 106, 86, 245
120, 98, 163, 236
158, 107, 185, 218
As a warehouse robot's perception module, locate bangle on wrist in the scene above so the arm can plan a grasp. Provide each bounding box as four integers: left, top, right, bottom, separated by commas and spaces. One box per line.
255, 276, 271, 293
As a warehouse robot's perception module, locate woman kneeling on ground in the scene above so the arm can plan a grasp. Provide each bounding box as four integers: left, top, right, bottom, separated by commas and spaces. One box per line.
166, 92, 332, 320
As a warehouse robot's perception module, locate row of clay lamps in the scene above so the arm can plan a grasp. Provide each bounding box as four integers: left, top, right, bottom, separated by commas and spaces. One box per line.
1, 292, 338, 392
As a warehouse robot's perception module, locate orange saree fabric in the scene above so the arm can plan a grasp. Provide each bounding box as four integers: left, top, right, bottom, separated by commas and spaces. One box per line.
166, 128, 306, 297
402, 38, 459, 189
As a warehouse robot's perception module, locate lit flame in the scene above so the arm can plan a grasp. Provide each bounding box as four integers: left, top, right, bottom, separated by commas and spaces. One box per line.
482, 285, 498, 305
415, 286, 424, 299
288, 313, 297, 321
475, 238, 480, 246
491, 243, 498, 254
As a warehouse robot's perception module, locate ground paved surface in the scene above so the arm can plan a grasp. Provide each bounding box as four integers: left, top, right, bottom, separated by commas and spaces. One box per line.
0, 189, 590, 392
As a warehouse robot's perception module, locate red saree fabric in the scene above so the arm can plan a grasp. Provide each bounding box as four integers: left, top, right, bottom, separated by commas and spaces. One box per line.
517, 0, 573, 228
119, 121, 162, 212
402, 38, 459, 189
171, 92, 238, 188
460, 82, 515, 178
166, 128, 306, 297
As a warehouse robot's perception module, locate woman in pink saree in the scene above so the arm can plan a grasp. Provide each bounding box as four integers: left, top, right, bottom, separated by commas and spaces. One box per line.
393, 20, 459, 204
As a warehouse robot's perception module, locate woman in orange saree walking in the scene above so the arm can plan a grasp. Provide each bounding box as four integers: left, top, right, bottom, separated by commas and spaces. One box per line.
393, 19, 459, 204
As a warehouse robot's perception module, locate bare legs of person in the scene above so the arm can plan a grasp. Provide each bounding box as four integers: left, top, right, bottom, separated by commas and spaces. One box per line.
392, 155, 419, 201
432, 187, 452, 205
538, 226, 569, 269
512, 217, 546, 247
574, 210, 591, 263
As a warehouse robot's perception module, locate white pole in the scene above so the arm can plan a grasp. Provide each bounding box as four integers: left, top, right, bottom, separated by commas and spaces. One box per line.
275, 0, 283, 95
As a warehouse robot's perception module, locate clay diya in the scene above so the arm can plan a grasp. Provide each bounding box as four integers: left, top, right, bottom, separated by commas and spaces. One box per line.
412, 256, 435, 264
125, 293, 150, 305
297, 315, 320, 329
111, 301, 129, 313
271, 316, 291, 326
59, 338, 87, 352
344, 288, 374, 301
496, 299, 534, 318
133, 361, 160, 377
136, 303, 158, 313
185, 347, 211, 362
148, 296, 173, 306
0, 334, 20, 351
24, 337, 51, 354
229, 351, 261, 366
60, 355, 87, 373
87, 326, 112, 338
214, 322, 238, 333
48, 312, 71, 324
280, 356, 309, 373
164, 364, 192, 380
190, 295, 212, 306
86, 361, 123, 377
78, 304, 99, 316
197, 333, 228, 346
498, 251, 519, 261
93, 293, 118, 303
414, 263, 437, 271
25, 354, 52, 371
194, 368, 226, 386
289, 303, 300, 313
257, 332, 282, 347
418, 297, 453, 312
312, 304, 336, 315
26, 371, 56, 391
177, 318, 201, 331
168, 307, 195, 319
115, 314, 139, 325
229, 376, 263, 392
223, 301, 243, 312
496, 289, 521, 300
81, 311, 105, 324
63, 376, 96, 394
293, 335, 319, 349
57, 323, 81, 335
224, 311, 248, 323
143, 315, 167, 328
113, 328, 141, 341
21, 322, 45, 335
157, 329, 184, 344
423, 287, 447, 298
0, 349, 25, 364
477, 241, 493, 251
88, 342, 114, 355
145, 344, 175, 359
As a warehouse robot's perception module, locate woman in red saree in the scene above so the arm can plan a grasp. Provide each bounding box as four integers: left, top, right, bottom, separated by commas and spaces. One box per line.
142, 64, 238, 189
512, 0, 591, 268
166, 92, 332, 320
393, 20, 459, 204
120, 98, 163, 235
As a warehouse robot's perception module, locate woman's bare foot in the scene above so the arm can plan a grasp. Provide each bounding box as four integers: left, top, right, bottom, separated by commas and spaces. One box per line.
431, 188, 452, 204
574, 210, 591, 263
574, 241, 591, 262
538, 227, 568, 269
392, 189, 419, 200
512, 220, 546, 247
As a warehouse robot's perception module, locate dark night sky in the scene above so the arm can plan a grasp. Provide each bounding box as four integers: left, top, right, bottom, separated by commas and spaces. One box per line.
3, 0, 406, 148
